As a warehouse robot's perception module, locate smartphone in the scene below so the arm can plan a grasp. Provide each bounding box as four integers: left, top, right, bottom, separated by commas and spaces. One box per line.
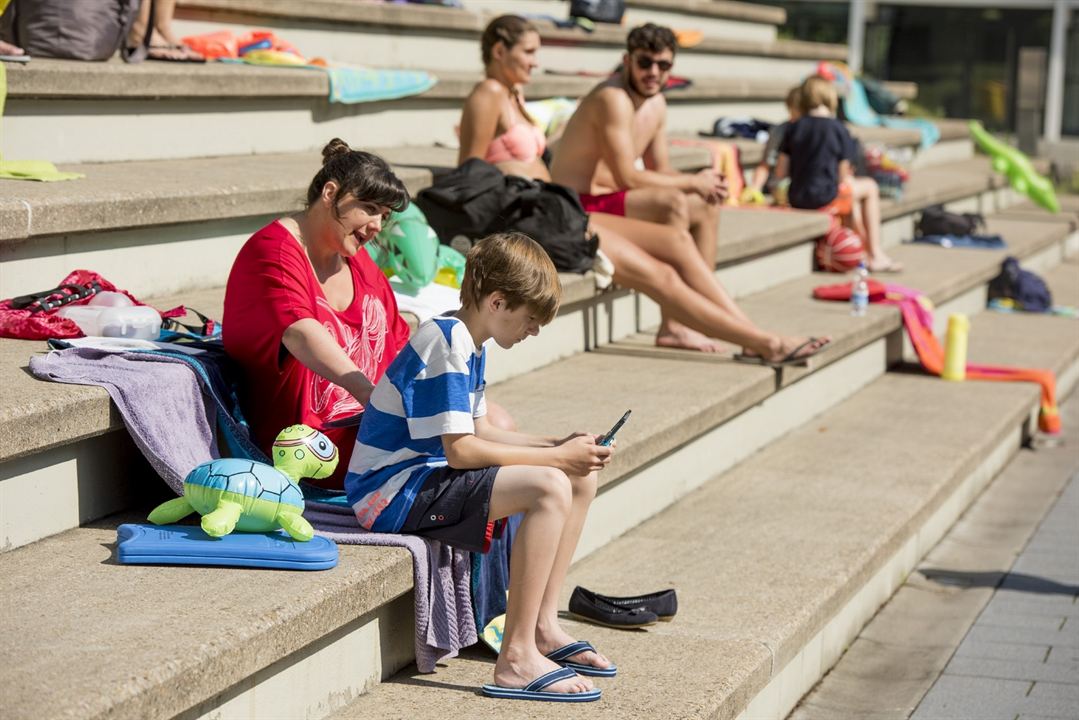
599, 410, 631, 447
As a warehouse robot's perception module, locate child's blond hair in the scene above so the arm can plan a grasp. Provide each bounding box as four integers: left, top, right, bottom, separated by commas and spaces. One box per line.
460, 232, 562, 325
785, 86, 803, 113
800, 76, 838, 115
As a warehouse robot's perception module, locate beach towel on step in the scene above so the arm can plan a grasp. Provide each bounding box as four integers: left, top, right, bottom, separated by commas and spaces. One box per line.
811, 282, 1061, 433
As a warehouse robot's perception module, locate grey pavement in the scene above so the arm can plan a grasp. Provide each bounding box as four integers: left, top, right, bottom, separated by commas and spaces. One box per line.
791, 391, 1079, 720
912, 476, 1079, 720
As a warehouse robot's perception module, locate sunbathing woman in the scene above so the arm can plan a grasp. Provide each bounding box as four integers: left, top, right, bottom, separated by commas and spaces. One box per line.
459, 15, 830, 365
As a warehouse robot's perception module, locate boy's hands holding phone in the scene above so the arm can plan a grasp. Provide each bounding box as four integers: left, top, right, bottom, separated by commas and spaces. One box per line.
552, 434, 612, 475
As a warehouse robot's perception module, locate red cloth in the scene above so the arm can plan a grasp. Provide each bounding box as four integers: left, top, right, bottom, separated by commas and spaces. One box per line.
223, 221, 410, 488
811, 281, 1061, 433
0, 270, 173, 340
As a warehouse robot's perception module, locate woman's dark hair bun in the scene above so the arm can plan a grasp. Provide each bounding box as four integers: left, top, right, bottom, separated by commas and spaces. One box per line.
322, 138, 352, 164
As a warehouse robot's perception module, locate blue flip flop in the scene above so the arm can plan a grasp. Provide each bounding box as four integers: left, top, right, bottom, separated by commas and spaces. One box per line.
481, 667, 601, 702
546, 640, 618, 677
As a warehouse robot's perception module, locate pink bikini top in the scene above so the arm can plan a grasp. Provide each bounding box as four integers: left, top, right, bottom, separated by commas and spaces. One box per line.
484, 122, 547, 165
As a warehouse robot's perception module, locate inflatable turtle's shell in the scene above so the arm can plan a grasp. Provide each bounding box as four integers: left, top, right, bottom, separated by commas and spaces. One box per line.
183, 458, 304, 533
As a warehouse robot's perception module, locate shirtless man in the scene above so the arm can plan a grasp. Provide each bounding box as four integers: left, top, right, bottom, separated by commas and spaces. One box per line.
551, 23, 830, 364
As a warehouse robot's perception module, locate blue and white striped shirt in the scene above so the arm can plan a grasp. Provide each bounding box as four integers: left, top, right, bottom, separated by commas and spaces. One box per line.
345, 316, 487, 531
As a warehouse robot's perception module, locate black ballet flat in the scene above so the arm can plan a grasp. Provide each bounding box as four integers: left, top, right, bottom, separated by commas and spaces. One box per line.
574, 586, 678, 621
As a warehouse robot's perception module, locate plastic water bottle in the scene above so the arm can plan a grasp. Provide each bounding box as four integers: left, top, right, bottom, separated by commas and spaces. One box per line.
850, 262, 869, 317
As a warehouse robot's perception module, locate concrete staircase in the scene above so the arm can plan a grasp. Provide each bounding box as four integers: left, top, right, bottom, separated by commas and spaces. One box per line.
2, 1, 1078, 718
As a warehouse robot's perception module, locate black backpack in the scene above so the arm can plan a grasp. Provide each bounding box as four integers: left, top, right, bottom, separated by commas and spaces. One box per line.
917, 205, 986, 237
497, 176, 599, 274
415, 159, 598, 274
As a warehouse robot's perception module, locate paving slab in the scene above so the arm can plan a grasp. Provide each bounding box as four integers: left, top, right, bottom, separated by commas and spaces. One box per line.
790, 308, 1079, 720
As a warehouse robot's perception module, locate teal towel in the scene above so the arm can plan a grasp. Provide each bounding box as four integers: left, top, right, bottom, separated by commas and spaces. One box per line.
842, 77, 940, 149
325, 67, 437, 104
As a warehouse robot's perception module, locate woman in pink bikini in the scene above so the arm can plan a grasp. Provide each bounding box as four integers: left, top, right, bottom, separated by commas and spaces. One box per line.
458, 16, 830, 365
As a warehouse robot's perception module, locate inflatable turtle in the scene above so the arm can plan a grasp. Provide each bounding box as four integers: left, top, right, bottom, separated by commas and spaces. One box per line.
147, 425, 339, 542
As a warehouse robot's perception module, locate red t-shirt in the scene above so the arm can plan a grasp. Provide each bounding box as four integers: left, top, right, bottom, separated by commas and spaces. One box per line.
223, 220, 410, 489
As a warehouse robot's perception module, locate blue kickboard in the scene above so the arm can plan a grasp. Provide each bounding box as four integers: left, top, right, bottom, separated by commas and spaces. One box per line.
116, 523, 339, 570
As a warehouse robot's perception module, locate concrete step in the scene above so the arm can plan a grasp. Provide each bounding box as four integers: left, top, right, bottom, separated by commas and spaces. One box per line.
170, 0, 842, 78
3, 239, 1076, 720
462, 0, 787, 43
5, 56, 849, 164
331, 263, 1079, 720
0, 150, 996, 305
2, 201, 1073, 555
5, 255, 1071, 720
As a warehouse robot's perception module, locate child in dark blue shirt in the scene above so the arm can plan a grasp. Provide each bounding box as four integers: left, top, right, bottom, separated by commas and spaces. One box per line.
778, 76, 902, 273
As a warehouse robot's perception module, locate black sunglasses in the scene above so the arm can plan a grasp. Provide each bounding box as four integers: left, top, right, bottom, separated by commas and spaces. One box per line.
635, 55, 673, 72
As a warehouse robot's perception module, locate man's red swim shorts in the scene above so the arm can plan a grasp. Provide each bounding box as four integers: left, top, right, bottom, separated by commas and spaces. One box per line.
579, 190, 628, 217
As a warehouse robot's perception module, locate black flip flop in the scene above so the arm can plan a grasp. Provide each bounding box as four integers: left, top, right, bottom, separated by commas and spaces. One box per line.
733, 337, 830, 368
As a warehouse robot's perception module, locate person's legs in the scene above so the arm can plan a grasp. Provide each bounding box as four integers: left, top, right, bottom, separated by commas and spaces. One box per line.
849, 177, 901, 272
534, 470, 612, 671
488, 466, 592, 694
623, 186, 690, 230
621, 189, 731, 345
593, 221, 829, 361
127, 0, 203, 60
685, 192, 720, 269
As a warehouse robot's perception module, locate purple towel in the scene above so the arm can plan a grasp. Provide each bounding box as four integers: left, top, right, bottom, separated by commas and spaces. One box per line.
29, 346, 476, 673
28, 346, 216, 492
306, 505, 477, 672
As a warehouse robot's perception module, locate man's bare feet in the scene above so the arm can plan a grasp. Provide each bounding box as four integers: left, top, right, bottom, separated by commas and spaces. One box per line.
656, 321, 724, 352
493, 644, 594, 694
536, 623, 613, 674
740, 335, 832, 365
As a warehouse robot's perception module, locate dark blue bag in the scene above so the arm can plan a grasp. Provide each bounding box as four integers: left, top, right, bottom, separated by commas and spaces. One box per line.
987, 256, 1053, 312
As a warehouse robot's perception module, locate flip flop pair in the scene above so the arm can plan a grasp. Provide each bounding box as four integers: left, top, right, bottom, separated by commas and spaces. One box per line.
481, 666, 601, 702
733, 337, 831, 368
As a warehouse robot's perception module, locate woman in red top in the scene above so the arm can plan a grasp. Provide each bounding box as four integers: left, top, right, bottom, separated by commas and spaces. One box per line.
224, 139, 414, 489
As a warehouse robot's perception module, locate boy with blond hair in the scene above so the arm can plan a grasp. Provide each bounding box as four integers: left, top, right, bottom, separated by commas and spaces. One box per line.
776, 76, 902, 272
346, 232, 614, 702
743, 85, 804, 204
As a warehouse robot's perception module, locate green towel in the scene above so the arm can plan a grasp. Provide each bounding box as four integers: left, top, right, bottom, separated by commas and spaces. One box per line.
0, 62, 84, 182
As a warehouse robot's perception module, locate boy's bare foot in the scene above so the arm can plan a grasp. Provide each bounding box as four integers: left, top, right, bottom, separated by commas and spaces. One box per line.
536, 625, 613, 673
656, 323, 723, 352
493, 645, 594, 694
867, 255, 903, 273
